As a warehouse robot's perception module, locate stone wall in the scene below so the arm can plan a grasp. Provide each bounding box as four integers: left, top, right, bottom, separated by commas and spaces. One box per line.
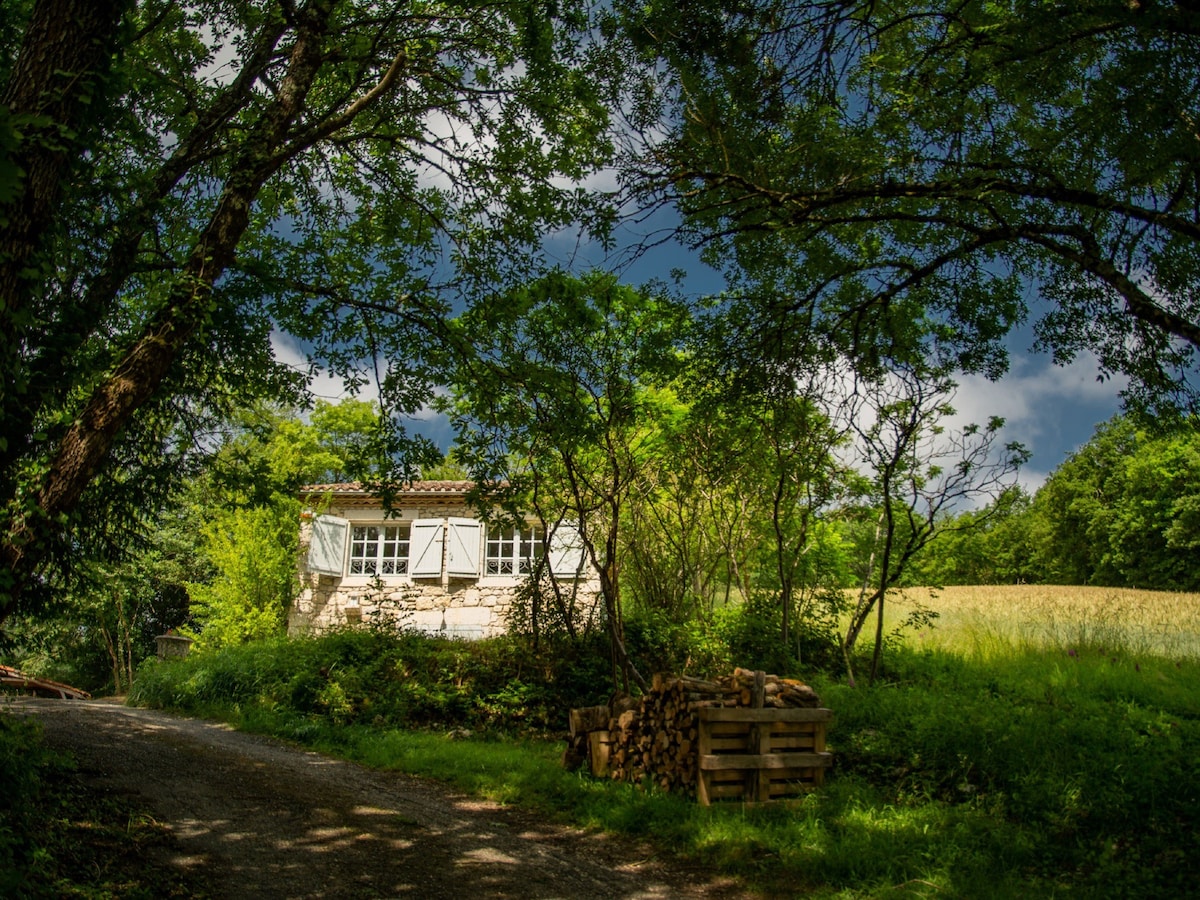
292, 573, 535, 638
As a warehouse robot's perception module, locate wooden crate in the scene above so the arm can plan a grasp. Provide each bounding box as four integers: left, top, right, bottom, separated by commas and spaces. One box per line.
696, 707, 832, 805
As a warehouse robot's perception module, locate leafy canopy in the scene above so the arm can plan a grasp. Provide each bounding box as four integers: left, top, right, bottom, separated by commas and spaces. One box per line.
619, 0, 1200, 408
0, 0, 627, 621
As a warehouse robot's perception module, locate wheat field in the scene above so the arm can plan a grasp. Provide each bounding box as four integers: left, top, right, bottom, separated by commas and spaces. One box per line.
880, 584, 1200, 659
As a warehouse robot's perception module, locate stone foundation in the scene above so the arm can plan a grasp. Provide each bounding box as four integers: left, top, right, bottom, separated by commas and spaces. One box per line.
290, 576, 532, 638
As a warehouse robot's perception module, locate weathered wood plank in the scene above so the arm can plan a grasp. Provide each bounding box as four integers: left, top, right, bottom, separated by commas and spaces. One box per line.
699, 752, 832, 771
569, 704, 611, 738
698, 707, 833, 724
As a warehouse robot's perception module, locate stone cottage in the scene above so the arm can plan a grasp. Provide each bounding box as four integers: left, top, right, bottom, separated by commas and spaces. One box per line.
290, 481, 599, 637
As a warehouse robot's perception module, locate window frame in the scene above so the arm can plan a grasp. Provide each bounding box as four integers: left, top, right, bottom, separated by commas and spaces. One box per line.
346, 523, 411, 578
485, 523, 545, 577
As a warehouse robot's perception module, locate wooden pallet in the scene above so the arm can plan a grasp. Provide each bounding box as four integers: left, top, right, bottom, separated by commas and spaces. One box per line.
696, 706, 832, 805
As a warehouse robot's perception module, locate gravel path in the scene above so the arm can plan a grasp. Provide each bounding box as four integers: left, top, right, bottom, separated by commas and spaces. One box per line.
8, 696, 755, 899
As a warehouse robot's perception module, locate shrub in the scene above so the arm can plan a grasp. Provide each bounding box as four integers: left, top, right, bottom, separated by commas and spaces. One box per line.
707, 590, 845, 676
0, 713, 51, 895
132, 629, 623, 735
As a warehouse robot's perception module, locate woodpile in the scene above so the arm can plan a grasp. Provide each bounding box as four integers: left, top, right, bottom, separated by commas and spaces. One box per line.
565, 668, 826, 800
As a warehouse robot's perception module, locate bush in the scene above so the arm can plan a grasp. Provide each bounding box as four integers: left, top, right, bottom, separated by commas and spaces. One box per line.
0, 713, 52, 896
708, 590, 845, 676
132, 629, 623, 735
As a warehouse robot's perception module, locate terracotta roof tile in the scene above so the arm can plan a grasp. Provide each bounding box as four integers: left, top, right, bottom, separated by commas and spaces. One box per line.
300, 480, 476, 495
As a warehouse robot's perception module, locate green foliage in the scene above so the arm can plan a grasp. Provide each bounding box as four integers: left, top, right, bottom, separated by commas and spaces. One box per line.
0, 713, 46, 894
1, 0, 627, 622
706, 589, 846, 675
621, 0, 1200, 408
443, 270, 693, 689
3, 508, 204, 693
826, 646, 1200, 895
914, 415, 1200, 591
907, 486, 1036, 586
187, 500, 299, 650
131, 630, 621, 735
3, 398, 409, 681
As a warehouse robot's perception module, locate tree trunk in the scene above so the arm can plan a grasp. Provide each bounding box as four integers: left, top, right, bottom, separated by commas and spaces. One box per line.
0, 0, 127, 505
0, 0, 126, 314
0, 1, 339, 622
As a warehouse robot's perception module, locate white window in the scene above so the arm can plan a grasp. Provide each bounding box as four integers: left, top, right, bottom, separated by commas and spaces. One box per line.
348, 524, 410, 576
485, 524, 544, 575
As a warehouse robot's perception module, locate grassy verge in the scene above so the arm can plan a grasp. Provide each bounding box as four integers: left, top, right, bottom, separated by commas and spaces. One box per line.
121, 621, 1200, 898
0, 708, 210, 899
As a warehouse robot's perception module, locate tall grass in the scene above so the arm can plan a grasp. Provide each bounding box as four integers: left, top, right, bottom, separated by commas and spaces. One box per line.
125, 587, 1200, 898
890, 584, 1200, 660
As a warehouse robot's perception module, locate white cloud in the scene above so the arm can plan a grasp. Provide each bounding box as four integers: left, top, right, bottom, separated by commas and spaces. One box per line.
943, 352, 1125, 490
269, 331, 377, 404
270, 332, 456, 446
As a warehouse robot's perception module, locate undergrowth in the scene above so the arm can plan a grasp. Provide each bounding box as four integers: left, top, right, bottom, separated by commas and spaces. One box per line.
120, 626, 1200, 898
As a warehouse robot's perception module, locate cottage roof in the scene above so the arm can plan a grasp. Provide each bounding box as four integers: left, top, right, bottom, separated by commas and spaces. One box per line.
299, 480, 475, 497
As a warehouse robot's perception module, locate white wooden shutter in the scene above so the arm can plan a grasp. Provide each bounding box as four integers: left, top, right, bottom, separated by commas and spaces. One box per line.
549, 523, 586, 577
308, 515, 349, 577
446, 518, 482, 577
409, 518, 444, 577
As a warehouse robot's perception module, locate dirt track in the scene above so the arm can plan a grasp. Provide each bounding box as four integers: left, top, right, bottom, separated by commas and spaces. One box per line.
8, 696, 755, 899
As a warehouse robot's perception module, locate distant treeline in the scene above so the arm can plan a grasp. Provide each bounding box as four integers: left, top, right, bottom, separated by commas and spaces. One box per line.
909, 415, 1200, 591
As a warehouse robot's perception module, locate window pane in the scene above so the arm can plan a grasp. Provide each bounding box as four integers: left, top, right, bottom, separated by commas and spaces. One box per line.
487, 524, 545, 576
349, 524, 409, 577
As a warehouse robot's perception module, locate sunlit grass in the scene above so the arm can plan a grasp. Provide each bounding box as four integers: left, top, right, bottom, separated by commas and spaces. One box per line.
880, 584, 1200, 660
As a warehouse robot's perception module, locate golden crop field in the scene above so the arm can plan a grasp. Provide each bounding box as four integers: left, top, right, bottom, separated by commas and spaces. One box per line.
880, 584, 1200, 659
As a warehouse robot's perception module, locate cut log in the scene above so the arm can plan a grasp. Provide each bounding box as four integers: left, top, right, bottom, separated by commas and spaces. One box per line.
588, 729, 612, 777
569, 704, 611, 738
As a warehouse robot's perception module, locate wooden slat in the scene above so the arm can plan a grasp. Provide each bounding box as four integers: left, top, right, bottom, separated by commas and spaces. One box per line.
707, 782, 750, 799
699, 707, 833, 724
708, 736, 753, 752
0, 665, 91, 700
699, 752, 831, 771
765, 735, 818, 751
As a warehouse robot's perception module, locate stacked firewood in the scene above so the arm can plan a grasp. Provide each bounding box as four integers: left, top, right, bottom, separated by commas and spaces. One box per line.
564, 668, 821, 793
